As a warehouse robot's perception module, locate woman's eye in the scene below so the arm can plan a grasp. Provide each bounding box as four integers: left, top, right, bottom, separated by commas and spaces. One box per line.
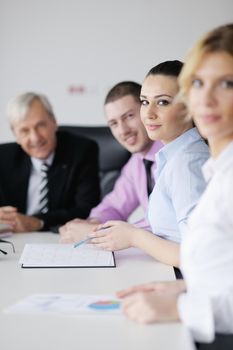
191, 78, 202, 88
140, 99, 148, 106
157, 99, 170, 106
220, 79, 233, 89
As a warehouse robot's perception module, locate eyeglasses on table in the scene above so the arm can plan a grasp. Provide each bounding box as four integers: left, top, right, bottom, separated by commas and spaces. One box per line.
0, 238, 15, 255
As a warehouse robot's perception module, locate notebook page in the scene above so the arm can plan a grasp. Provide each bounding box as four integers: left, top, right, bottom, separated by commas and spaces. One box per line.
19, 243, 115, 267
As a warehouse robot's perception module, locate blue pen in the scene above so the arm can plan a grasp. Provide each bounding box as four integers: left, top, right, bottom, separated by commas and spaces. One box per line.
73, 237, 91, 248
73, 226, 111, 248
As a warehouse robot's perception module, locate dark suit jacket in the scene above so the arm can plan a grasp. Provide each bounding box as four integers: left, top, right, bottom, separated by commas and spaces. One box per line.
0, 131, 100, 231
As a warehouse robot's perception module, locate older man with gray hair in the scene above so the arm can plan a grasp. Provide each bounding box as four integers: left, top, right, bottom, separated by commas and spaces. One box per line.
0, 92, 100, 232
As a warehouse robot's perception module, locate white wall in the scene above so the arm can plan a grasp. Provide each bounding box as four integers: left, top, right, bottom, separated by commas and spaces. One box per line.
0, 0, 232, 142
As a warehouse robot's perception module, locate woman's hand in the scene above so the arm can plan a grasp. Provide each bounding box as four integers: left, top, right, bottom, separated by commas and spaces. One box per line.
121, 290, 180, 324
88, 220, 139, 251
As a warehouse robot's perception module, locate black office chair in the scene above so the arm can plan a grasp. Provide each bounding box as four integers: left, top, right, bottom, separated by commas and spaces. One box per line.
59, 125, 131, 198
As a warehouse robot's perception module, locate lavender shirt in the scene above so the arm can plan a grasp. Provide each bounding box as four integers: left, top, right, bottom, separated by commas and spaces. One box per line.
90, 141, 163, 229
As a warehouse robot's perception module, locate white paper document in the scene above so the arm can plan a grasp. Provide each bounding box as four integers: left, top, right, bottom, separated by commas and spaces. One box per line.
4, 294, 122, 315
19, 243, 115, 268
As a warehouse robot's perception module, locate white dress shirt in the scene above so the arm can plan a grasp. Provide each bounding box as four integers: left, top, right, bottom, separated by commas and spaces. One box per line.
178, 141, 233, 342
148, 128, 209, 243
26, 154, 54, 215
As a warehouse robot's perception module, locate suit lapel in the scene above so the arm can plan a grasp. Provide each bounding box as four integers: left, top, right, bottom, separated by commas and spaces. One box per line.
48, 161, 69, 208
48, 134, 71, 209
14, 152, 31, 212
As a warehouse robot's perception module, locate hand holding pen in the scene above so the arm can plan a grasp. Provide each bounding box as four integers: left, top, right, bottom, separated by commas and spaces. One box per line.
73, 225, 111, 248
85, 220, 136, 251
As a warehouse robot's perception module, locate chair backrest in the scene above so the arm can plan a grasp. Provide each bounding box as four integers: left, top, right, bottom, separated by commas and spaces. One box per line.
59, 125, 131, 198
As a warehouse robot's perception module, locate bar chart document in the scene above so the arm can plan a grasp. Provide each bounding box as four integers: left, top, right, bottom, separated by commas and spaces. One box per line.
4, 294, 121, 315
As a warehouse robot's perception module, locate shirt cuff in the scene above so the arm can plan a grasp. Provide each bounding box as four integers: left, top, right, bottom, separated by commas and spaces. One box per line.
177, 291, 215, 343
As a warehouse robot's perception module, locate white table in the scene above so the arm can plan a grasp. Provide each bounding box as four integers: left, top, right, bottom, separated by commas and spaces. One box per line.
0, 233, 195, 350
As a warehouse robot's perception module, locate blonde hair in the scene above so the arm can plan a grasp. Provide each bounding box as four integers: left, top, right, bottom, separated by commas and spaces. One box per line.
179, 23, 233, 103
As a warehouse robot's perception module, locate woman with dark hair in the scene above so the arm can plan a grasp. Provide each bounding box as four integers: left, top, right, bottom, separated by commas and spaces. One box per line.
89, 60, 209, 268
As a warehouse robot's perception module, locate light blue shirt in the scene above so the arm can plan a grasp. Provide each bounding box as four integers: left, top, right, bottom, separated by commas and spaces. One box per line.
148, 128, 210, 243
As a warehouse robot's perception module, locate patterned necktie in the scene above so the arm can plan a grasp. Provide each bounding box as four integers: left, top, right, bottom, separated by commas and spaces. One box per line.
143, 159, 154, 196
39, 162, 49, 214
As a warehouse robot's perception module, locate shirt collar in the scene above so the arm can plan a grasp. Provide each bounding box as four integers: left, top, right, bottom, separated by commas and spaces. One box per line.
30, 152, 55, 172
202, 140, 233, 182
157, 127, 199, 162
155, 128, 200, 178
